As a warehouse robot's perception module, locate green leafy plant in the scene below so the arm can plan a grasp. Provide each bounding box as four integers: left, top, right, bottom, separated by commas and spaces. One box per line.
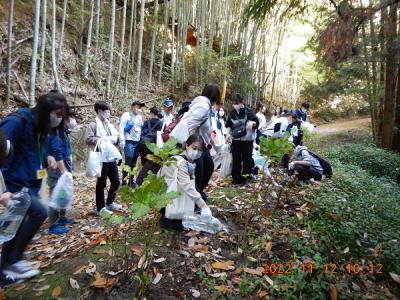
259, 134, 294, 165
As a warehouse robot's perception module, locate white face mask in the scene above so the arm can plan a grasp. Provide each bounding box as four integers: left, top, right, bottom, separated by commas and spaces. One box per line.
218, 110, 225, 117
187, 149, 202, 161
50, 113, 62, 128
68, 118, 77, 130
103, 111, 111, 120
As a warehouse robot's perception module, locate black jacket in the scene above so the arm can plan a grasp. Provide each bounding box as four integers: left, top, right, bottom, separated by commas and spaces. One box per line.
140, 118, 163, 143
225, 107, 259, 130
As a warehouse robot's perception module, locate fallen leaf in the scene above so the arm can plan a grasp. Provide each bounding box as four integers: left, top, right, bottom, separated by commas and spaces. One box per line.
138, 255, 147, 269
152, 266, 159, 275
261, 208, 270, 218
86, 262, 97, 275
216, 285, 228, 295
154, 257, 166, 263
177, 250, 190, 257
190, 289, 201, 298
389, 272, 400, 285
209, 272, 227, 278
90, 277, 115, 288
131, 244, 143, 256
212, 260, 235, 270
233, 268, 242, 274
328, 285, 337, 300
265, 241, 273, 252
191, 244, 209, 253
72, 265, 86, 275
86, 227, 102, 234
258, 290, 268, 298
43, 270, 56, 276
343, 247, 349, 254
152, 273, 162, 284
0, 288, 5, 300
51, 286, 62, 298
244, 267, 263, 276
14, 283, 26, 291
247, 256, 257, 262
195, 252, 205, 258
264, 275, 274, 287
93, 248, 109, 254
175, 290, 185, 297
204, 264, 212, 273
296, 212, 304, 221
69, 278, 80, 289
106, 270, 124, 276
33, 285, 51, 292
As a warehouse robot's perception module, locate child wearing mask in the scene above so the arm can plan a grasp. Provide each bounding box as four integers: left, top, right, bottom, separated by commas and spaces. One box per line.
158, 134, 212, 231
86, 101, 122, 215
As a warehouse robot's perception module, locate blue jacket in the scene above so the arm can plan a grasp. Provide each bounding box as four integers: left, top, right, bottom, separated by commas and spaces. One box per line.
48, 129, 72, 172
0, 108, 50, 193
295, 109, 308, 122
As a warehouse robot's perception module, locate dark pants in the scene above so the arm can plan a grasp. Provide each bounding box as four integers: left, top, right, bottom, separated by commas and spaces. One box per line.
158, 208, 184, 231
138, 142, 151, 166
231, 140, 254, 183
256, 130, 266, 145
295, 165, 322, 182
122, 141, 139, 186
96, 162, 120, 211
136, 160, 161, 186
1, 189, 47, 268
194, 149, 214, 199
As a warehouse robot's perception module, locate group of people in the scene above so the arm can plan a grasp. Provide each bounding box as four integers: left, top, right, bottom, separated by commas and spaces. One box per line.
0, 83, 324, 284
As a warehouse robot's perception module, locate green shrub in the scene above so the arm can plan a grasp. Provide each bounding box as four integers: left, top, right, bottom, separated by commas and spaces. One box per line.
305, 160, 400, 274
324, 143, 400, 183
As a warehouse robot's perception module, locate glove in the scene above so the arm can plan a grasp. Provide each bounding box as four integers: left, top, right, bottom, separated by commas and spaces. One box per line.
288, 162, 295, 171
201, 206, 212, 219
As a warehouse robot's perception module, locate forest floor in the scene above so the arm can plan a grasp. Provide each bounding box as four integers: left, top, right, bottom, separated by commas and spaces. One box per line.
3, 119, 400, 300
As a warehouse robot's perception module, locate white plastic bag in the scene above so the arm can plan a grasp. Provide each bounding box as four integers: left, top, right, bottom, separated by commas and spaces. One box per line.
49, 172, 74, 209
86, 140, 103, 177
170, 112, 190, 144
164, 158, 195, 219
156, 124, 165, 148
100, 138, 122, 162
219, 145, 232, 177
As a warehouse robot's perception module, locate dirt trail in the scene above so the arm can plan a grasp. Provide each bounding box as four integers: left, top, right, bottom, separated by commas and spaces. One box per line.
315, 117, 370, 136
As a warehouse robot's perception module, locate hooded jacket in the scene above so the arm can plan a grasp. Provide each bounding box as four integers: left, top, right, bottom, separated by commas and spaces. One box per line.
0, 108, 51, 194
187, 96, 212, 146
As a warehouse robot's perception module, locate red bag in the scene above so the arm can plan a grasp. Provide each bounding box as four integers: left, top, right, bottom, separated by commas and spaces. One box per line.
161, 116, 181, 142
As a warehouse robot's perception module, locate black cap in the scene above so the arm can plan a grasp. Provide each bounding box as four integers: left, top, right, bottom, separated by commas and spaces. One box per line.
131, 100, 145, 107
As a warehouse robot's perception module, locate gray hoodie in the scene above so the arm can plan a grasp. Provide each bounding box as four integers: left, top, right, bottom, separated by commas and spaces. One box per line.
187, 96, 212, 146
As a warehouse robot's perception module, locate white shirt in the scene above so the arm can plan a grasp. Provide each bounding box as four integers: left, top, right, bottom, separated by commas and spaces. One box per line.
119, 112, 143, 143
265, 117, 290, 138
162, 112, 174, 127
256, 112, 268, 135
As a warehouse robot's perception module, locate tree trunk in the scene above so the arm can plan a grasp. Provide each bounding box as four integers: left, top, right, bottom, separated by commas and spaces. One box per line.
170, 0, 176, 89
39, 0, 47, 80
83, 0, 95, 79
79, 0, 85, 55
124, 0, 136, 94
57, 0, 68, 66
381, 1, 398, 149
6, 0, 14, 105
148, 0, 159, 85
29, 0, 41, 106
114, 0, 127, 96
369, 0, 379, 142
158, 0, 169, 83
51, 0, 61, 91
106, 0, 116, 98
95, 0, 101, 59
131, 0, 138, 73
392, 64, 400, 151
377, 2, 387, 145
135, 0, 145, 96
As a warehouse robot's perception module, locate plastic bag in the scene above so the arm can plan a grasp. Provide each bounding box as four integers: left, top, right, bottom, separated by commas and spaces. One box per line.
48, 172, 73, 209
170, 112, 190, 144
164, 159, 195, 219
219, 145, 232, 177
86, 140, 103, 177
100, 138, 122, 162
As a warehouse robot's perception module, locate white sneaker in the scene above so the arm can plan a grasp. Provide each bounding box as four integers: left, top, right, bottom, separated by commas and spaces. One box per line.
3, 262, 40, 279
106, 202, 123, 211
13, 260, 33, 272
99, 207, 113, 216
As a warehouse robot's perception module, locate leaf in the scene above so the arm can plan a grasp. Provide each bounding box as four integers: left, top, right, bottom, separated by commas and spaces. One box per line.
152, 273, 162, 284
191, 244, 209, 253
212, 260, 235, 270
0, 288, 5, 300
131, 203, 150, 220
131, 244, 143, 256
86, 227, 102, 234
261, 208, 270, 218
33, 285, 50, 292
69, 278, 80, 289
154, 257, 166, 263
389, 272, 400, 285
210, 272, 227, 278
191, 289, 201, 298
43, 270, 57, 276
175, 290, 186, 297
328, 285, 337, 300
244, 267, 263, 276
343, 247, 349, 253
51, 286, 62, 298
247, 256, 257, 262
296, 212, 304, 221
216, 285, 228, 295
86, 262, 97, 275
73, 265, 86, 275
258, 290, 268, 298
265, 241, 273, 252
90, 277, 115, 288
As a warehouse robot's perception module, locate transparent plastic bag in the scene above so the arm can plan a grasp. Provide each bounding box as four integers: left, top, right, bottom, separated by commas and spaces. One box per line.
100, 138, 122, 162
49, 172, 74, 209
219, 145, 232, 177
182, 214, 227, 234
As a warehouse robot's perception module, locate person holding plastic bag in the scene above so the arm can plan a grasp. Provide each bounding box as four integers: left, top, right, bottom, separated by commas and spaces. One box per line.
210, 105, 227, 169
158, 134, 212, 231
0, 91, 64, 282
86, 101, 122, 215
47, 106, 76, 235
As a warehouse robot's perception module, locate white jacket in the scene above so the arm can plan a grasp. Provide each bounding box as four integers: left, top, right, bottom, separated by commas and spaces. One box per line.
187, 96, 212, 146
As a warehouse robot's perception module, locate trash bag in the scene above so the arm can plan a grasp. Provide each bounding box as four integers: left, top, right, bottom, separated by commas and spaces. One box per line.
220, 145, 232, 177
100, 138, 122, 163
49, 172, 74, 209
86, 140, 103, 177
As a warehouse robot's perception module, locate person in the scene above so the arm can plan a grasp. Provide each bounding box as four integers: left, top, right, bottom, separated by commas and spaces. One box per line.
47, 107, 76, 235
162, 98, 174, 127
0, 91, 65, 281
288, 146, 323, 184
264, 110, 298, 138
225, 93, 259, 184
161, 101, 191, 143
295, 102, 310, 122
255, 102, 268, 144
210, 105, 227, 168
136, 107, 164, 186
158, 134, 212, 231
86, 101, 122, 215
188, 83, 222, 201
119, 100, 144, 187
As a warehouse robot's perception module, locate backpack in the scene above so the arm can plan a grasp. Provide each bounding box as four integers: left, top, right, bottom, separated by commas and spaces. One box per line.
0, 112, 29, 134
141, 121, 160, 143
231, 109, 248, 139
308, 151, 333, 178
162, 116, 181, 143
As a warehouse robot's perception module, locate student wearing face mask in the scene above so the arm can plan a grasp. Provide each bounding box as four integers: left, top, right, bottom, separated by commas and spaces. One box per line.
158, 134, 212, 231
264, 110, 298, 138
47, 103, 76, 235
255, 102, 269, 144
295, 102, 310, 122
162, 98, 174, 127
225, 93, 259, 185
210, 105, 227, 169
0, 91, 63, 282
119, 100, 145, 187
86, 101, 122, 215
